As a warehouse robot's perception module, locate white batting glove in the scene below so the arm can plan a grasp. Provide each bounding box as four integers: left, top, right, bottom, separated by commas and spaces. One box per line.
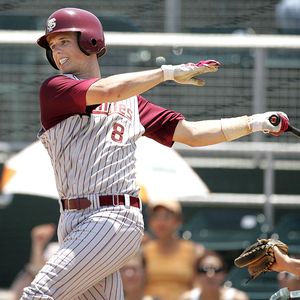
249, 111, 289, 136
161, 59, 220, 86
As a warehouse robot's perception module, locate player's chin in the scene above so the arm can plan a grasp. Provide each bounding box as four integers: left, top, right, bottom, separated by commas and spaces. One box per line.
57, 64, 66, 72
56, 61, 72, 73
60, 65, 76, 74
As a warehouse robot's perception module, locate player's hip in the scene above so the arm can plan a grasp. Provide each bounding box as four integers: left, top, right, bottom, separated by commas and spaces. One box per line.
57, 203, 144, 243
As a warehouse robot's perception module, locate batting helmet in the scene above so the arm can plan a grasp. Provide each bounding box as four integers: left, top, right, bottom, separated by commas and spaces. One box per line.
37, 7, 106, 69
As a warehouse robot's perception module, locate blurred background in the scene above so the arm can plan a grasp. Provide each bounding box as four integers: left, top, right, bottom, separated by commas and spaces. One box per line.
0, 0, 300, 299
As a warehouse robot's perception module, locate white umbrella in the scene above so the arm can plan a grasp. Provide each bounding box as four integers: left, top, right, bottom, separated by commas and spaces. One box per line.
135, 137, 209, 203
0, 140, 58, 199
0, 138, 209, 204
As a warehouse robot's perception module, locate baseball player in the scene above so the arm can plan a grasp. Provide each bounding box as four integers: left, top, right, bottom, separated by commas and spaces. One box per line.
20, 7, 290, 300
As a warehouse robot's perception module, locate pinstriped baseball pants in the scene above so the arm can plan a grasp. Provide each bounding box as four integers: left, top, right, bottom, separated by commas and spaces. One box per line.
21, 206, 144, 300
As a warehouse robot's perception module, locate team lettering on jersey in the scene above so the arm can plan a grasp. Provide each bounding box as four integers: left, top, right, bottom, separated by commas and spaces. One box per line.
92, 102, 133, 121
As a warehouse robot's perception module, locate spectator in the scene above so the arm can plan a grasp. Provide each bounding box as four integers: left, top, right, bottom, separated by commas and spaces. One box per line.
10, 224, 58, 300
269, 254, 300, 300
142, 199, 205, 300
180, 250, 249, 300
120, 251, 158, 300
277, 270, 300, 292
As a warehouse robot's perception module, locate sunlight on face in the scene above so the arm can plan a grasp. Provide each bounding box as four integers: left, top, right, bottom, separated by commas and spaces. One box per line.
47, 32, 93, 74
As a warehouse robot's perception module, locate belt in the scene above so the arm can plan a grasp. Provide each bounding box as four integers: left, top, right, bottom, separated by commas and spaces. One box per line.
61, 195, 141, 211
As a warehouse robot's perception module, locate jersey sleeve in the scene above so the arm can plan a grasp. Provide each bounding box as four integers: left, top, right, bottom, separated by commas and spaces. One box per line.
40, 75, 98, 130
138, 95, 185, 147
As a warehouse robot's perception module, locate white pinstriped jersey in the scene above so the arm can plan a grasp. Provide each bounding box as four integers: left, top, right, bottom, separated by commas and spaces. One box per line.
38, 74, 184, 200
39, 97, 142, 199
41, 97, 145, 198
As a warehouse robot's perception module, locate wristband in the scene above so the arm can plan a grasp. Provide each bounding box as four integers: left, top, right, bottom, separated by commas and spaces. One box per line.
161, 65, 174, 81
221, 116, 251, 141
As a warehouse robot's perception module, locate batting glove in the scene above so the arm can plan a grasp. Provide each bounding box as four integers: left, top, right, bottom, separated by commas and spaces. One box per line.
249, 112, 289, 136
161, 59, 220, 86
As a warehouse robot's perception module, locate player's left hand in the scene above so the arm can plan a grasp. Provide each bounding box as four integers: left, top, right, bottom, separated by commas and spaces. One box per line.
161, 59, 221, 86
249, 111, 289, 136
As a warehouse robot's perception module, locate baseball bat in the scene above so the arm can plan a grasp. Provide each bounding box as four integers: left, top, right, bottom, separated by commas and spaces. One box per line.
269, 114, 300, 138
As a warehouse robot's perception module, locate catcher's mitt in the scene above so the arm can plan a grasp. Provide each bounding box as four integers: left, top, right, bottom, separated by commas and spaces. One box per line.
234, 238, 288, 280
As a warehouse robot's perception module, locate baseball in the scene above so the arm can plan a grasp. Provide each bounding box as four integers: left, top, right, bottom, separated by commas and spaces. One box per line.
155, 56, 166, 66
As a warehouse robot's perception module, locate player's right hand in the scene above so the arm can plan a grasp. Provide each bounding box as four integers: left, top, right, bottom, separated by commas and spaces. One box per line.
249, 111, 289, 136
161, 59, 221, 86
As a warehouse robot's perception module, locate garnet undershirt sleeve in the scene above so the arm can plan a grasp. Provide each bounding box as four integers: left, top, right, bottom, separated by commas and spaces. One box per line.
40, 75, 98, 130
138, 95, 185, 147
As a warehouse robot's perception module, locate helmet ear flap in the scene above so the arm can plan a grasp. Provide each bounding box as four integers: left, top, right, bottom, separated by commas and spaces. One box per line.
46, 48, 59, 70
76, 32, 89, 56
77, 32, 106, 57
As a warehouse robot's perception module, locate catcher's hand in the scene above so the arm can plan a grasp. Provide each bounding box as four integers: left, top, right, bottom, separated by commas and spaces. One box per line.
234, 238, 288, 280
161, 59, 221, 86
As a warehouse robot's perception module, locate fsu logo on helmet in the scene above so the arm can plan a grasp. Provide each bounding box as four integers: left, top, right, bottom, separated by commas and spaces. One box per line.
47, 18, 56, 33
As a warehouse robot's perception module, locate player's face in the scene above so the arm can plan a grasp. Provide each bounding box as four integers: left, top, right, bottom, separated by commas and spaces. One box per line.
47, 32, 92, 74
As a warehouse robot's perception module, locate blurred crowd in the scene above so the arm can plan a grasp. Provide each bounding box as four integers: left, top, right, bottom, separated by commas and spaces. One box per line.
2, 199, 299, 300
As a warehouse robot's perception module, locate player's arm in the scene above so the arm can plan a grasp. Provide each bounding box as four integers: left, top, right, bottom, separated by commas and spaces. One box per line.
86, 69, 163, 105
173, 112, 289, 146
86, 60, 220, 105
271, 246, 300, 276
173, 119, 227, 147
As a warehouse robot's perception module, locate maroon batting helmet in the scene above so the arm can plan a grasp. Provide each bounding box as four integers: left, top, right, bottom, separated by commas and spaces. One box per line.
37, 7, 106, 69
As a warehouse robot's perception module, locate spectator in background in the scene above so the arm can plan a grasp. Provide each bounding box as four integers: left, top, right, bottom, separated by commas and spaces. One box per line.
180, 250, 249, 300
277, 269, 300, 292
10, 224, 58, 300
275, 0, 300, 34
142, 199, 205, 300
120, 251, 158, 300
269, 253, 300, 300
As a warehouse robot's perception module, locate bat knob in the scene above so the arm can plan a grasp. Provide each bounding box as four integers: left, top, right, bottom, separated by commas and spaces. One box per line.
269, 114, 281, 126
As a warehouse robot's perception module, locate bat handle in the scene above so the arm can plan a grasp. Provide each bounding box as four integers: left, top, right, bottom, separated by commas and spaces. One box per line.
268, 114, 300, 138
269, 114, 281, 126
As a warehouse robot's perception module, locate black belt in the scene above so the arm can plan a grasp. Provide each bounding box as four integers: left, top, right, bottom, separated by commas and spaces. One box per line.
61, 195, 141, 210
